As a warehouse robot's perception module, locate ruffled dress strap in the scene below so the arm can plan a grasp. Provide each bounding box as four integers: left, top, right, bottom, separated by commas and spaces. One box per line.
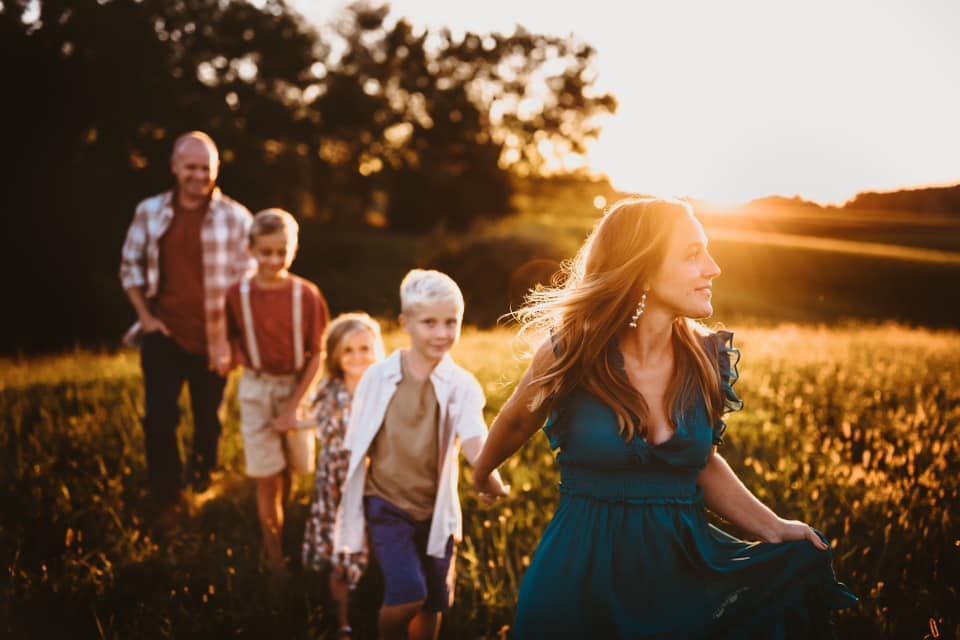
705, 329, 744, 446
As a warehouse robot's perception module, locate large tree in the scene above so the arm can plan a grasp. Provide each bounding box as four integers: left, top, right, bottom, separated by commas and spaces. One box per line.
310, 3, 617, 231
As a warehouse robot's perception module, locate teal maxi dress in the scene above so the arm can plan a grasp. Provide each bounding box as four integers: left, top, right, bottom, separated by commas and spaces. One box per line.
513, 331, 857, 639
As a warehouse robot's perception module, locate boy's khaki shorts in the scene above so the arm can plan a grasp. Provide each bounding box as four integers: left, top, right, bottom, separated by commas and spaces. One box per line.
238, 370, 315, 478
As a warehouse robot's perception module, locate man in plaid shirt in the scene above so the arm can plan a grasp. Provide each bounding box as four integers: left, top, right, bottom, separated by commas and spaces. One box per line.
120, 131, 254, 527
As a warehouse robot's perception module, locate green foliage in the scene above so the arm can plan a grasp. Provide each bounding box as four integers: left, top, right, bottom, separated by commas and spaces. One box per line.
306, 3, 616, 231
1, 325, 958, 638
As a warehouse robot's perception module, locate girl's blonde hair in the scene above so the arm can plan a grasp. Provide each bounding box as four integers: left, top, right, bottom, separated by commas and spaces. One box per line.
516, 197, 723, 440
323, 312, 386, 380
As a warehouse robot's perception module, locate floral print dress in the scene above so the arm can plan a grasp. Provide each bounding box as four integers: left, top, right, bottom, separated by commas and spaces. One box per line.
302, 377, 368, 588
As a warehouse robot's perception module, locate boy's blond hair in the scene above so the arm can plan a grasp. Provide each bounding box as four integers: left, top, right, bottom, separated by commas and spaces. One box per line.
400, 269, 464, 315
249, 208, 299, 258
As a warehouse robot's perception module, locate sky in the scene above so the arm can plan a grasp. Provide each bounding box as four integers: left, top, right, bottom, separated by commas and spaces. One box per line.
294, 0, 960, 205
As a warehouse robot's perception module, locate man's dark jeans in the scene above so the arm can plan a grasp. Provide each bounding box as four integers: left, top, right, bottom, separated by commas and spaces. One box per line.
140, 331, 227, 505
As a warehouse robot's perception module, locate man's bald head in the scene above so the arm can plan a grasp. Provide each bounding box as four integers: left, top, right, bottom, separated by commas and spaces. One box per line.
171, 131, 219, 164
171, 131, 220, 201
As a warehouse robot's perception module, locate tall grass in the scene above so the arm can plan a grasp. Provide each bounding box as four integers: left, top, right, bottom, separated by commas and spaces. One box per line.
1, 324, 957, 639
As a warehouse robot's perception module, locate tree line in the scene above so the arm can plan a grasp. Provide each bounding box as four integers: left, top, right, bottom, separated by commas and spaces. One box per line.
0, 0, 616, 352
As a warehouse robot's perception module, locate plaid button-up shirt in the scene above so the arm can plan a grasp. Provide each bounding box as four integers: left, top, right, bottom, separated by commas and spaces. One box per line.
119, 188, 255, 363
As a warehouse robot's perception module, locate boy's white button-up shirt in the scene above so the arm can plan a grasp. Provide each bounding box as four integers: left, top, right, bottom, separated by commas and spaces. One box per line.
333, 350, 488, 558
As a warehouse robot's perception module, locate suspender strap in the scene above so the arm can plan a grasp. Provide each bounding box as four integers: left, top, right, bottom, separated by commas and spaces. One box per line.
292, 279, 304, 372
239, 278, 262, 371
240, 277, 305, 373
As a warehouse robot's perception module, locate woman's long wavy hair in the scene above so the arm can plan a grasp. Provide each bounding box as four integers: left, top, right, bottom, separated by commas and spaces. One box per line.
516, 197, 724, 440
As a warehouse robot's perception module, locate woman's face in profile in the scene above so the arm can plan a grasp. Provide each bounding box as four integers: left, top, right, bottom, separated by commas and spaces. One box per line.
646, 214, 721, 319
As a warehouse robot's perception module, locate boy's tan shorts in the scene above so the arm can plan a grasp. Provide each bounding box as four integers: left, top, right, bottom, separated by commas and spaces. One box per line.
237, 370, 315, 478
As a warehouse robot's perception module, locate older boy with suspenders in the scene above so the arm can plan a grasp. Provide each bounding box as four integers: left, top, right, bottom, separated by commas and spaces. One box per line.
226, 209, 329, 576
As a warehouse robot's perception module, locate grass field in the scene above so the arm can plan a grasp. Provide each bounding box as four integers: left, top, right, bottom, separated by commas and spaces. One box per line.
2, 324, 958, 639
5, 178, 959, 638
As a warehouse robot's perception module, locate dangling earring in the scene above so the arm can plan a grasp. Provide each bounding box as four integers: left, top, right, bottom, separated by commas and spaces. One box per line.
628, 291, 648, 328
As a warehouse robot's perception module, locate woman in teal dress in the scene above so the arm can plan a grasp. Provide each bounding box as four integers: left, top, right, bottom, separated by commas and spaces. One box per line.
472, 198, 857, 639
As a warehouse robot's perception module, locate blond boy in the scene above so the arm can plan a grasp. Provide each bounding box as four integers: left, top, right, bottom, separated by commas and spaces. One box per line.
225, 209, 329, 574
334, 269, 509, 640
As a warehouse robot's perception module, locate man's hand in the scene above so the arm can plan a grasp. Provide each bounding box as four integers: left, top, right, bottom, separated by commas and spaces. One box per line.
139, 313, 171, 336
208, 339, 232, 376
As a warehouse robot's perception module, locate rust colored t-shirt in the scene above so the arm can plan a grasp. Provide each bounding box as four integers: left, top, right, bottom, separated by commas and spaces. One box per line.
153, 198, 208, 356
226, 275, 330, 375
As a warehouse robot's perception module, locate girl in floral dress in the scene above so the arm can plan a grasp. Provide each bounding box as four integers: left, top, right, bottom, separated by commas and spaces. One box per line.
303, 313, 385, 638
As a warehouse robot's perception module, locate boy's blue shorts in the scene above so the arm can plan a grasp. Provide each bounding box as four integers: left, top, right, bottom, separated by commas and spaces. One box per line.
364, 495, 455, 611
